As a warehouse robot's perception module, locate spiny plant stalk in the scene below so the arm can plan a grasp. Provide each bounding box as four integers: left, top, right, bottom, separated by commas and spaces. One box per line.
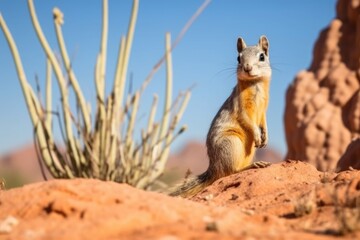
0, 0, 209, 189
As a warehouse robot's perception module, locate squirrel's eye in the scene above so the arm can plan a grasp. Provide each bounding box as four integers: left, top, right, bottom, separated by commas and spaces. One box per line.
237, 56, 241, 64
259, 53, 265, 62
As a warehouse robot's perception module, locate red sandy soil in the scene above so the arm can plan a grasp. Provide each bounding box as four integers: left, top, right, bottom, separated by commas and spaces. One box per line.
0, 160, 359, 239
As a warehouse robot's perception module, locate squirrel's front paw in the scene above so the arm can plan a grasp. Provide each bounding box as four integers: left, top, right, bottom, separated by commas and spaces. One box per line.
254, 127, 267, 148
259, 127, 267, 148
255, 127, 268, 148
254, 128, 262, 148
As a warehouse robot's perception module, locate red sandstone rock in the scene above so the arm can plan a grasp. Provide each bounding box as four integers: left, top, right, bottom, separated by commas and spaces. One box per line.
285, 0, 360, 171
337, 138, 360, 171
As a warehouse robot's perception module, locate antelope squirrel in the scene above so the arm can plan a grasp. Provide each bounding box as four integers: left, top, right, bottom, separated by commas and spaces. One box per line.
170, 35, 272, 197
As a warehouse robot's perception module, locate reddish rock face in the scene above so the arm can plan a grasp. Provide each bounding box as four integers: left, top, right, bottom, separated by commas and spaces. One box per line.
337, 138, 360, 170
285, 0, 360, 171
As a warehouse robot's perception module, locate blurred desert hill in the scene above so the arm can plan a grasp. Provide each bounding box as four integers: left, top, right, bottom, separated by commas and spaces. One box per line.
166, 141, 282, 176
0, 141, 282, 188
0, 144, 42, 188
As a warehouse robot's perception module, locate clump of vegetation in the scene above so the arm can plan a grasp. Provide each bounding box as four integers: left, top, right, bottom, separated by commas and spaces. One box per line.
0, 171, 27, 189
333, 183, 360, 235
0, 0, 208, 189
0, 178, 4, 190
294, 190, 315, 218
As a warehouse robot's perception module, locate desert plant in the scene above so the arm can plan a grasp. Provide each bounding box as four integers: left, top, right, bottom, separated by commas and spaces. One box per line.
0, 0, 209, 189
0, 178, 4, 190
293, 189, 316, 218
333, 183, 360, 235
0, 171, 27, 190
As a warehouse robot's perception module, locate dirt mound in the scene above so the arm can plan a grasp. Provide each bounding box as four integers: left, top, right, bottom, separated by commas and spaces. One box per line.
284, 0, 360, 171
1, 161, 359, 239
192, 161, 360, 237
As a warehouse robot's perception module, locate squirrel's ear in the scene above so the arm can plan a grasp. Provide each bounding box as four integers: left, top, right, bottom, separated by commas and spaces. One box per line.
237, 37, 246, 53
258, 35, 269, 56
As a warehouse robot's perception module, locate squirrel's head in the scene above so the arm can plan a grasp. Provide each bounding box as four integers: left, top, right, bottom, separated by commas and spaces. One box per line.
236, 35, 271, 81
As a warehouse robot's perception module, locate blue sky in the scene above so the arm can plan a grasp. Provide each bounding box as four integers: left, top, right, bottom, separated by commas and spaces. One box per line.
0, 0, 336, 156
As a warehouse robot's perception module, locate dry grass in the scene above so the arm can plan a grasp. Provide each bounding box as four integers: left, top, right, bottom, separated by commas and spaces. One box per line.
0, 0, 210, 190
0, 178, 5, 190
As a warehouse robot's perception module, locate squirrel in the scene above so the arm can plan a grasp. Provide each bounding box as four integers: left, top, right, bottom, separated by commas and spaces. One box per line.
170, 35, 272, 197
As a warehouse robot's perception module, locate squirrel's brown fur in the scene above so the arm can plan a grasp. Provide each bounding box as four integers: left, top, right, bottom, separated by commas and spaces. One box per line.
170, 36, 272, 197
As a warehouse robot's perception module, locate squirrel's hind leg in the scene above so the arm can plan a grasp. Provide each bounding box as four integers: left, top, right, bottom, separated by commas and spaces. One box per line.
209, 134, 249, 174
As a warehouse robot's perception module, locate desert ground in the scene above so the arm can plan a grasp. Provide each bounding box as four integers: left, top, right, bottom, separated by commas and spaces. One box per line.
0, 160, 359, 239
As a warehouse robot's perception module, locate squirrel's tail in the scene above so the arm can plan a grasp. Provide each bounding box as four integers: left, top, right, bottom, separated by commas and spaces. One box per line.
169, 171, 214, 197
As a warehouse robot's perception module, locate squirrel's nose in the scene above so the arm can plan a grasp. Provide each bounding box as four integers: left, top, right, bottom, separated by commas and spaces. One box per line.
244, 64, 252, 73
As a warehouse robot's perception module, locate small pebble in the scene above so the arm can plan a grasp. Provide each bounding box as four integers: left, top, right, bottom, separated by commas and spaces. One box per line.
0, 216, 19, 234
